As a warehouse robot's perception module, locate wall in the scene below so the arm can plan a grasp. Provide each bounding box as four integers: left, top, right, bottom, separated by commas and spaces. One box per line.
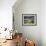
13, 0, 41, 46
41, 0, 46, 46
0, 0, 46, 46
0, 0, 16, 30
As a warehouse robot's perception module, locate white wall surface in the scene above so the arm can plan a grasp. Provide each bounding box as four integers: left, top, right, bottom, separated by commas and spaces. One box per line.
13, 0, 46, 46
13, 0, 41, 46
0, 0, 16, 29
41, 0, 46, 46
0, 0, 45, 46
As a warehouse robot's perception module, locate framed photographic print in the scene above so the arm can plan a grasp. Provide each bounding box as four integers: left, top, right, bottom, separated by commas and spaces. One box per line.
22, 14, 37, 26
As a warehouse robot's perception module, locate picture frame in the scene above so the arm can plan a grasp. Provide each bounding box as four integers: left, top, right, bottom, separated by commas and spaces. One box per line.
22, 14, 37, 26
